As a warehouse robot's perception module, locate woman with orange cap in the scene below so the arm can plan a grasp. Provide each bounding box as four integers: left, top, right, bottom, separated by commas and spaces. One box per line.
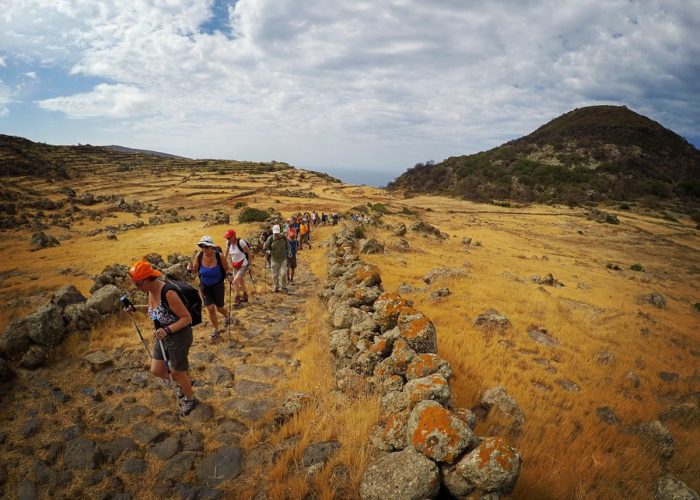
223, 229, 253, 305
127, 260, 198, 416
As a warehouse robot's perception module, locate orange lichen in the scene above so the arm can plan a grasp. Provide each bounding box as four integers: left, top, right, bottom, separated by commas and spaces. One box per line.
400, 317, 432, 340
355, 264, 381, 286
406, 354, 438, 379
411, 405, 464, 462
478, 437, 516, 471
369, 338, 389, 355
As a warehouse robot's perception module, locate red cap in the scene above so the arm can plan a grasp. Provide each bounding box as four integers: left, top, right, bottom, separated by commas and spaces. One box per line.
224, 229, 236, 240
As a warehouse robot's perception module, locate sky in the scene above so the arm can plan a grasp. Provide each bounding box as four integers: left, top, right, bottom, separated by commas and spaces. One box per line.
1, 0, 699, 186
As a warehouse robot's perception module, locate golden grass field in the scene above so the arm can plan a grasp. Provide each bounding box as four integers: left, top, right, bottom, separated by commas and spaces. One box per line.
1, 154, 699, 498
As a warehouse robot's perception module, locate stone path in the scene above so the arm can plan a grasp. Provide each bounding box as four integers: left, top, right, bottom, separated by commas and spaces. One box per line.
0, 268, 319, 499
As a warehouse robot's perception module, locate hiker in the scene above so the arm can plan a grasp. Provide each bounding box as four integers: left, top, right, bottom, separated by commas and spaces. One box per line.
190, 235, 233, 342
312, 211, 318, 227
263, 224, 291, 292
127, 260, 198, 415
287, 228, 298, 284
299, 219, 311, 249
223, 229, 253, 305
260, 226, 273, 269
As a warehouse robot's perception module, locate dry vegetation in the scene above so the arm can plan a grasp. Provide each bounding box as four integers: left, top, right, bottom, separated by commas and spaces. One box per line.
1, 151, 699, 498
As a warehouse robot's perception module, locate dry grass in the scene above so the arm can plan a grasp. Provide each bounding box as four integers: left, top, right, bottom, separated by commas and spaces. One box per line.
1, 163, 698, 498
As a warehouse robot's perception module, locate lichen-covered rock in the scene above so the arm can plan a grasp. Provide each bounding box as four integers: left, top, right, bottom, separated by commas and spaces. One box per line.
63, 303, 101, 332
360, 239, 385, 255
368, 338, 392, 357
654, 474, 699, 500
274, 392, 312, 424
20, 344, 49, 369
374, 339, 416, 379
441, 462, 475, 498
381, 391, 410, 415
371, 411, 409, 451
335, 367, 364, 392
350, 350, 382, 375
405, 354, 451, 381
407, 400, 474, 463
454, 437, 521, 494
403, 373, 451, 406
481, 386, 525, 429
50, 284, 86, 309
26, 305, 64, 346
374, 292, 412, 332
359, 447, 440, 500
398, 309, 437, 354
86, 284, 121, 314
330, 329, 355, 359
423, 267, 468, 285
637, 420, 674, 460
353, 263, 383, 288
347, 286, 383, 307
472, 309, 512, 331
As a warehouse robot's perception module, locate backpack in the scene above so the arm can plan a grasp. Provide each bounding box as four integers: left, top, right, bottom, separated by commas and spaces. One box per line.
160, 280, 203, 327
197, 249, 226, 284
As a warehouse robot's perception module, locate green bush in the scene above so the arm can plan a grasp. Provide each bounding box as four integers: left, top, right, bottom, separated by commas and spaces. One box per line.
352, 226, 366, 239
370, 203, 390, 214
238, 207, 269, 223
630, 263, 645, 272
233, 201, 247, 209
401, 207, 417, 216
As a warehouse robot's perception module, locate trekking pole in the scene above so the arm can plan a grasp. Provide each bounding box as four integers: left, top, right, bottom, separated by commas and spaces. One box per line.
158, 338, 183, 415
121, 295, 152, 358
227, 280, 232, 343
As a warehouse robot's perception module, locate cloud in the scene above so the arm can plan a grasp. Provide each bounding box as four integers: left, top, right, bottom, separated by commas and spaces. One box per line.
38, 83, 154, 118
2, 0, 700, 168
0, 56, 5, 67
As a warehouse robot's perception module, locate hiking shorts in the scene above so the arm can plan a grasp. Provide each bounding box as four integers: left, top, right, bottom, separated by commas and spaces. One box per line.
300, 233, 310, 243
288, 255, 297, 269
200, 282, 225, 308
153, 326, 193, 372
232, 263, 249, 281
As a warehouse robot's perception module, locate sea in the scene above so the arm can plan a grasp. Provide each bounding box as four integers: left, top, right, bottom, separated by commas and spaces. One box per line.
302, 166, 400, 188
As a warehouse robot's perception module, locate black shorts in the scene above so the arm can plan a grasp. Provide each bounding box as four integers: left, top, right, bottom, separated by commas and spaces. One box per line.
201, 282, 225, 307
153, 326, 193, 371
288, 255, 297, 269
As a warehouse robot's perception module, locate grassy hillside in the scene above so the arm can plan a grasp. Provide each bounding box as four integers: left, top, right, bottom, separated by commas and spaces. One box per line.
0, 135, 698, 498
388, 106, 700, 208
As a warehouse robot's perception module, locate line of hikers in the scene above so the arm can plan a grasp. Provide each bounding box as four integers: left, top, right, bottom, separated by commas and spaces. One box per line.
122, 215, 322, 416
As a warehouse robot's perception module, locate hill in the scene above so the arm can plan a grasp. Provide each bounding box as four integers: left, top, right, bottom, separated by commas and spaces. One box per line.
105, 144, 188, 159
388, 105, 700, 207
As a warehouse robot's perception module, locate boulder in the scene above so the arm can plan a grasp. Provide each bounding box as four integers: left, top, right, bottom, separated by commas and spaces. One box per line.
360, 239, 385, 255
406, 354, 452, 381
359, 447, 440, 500
454, 437, 521, 494
162, 262, 188, 281
411, 221, 447, 239
30, 231, 60, 250
406, 400, 474, 463
329, 329, 355, 359
86, 284, 121, 314
0, 319, 32, 359
63, 303, 101, 331
63, 437, 102, 470
20, 345, 49, 369
481, 387, 525, 429
639, 292, 667, 309
403, 373, 451, 406
50, 285, 86, 308
25, 305, 64, 346
636, 420, 674, 460
371, 411, 409, 451
473, 309, 512, 331
195, 447, 243, 486
397, 309, 437, 353
84, 351, 112, 372
423, 267, 468, 285
654, 475, 699, 500
394, 223, 407, 236
374, 293, 412, 332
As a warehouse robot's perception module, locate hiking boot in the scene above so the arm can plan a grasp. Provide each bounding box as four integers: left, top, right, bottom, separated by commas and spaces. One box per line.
241, 293, 248, 303
209, 329, 221, 343
223, 316, 232, 327
180, 397, 198, 416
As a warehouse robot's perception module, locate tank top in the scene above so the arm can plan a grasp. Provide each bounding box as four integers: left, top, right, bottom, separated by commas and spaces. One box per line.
199, 262, 224, 287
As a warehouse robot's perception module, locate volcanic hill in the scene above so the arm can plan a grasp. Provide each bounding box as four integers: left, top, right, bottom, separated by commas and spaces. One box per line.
388, 105, 700, 207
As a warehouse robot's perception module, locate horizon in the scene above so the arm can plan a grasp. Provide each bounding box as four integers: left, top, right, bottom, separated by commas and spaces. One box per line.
1, 1, 699, 174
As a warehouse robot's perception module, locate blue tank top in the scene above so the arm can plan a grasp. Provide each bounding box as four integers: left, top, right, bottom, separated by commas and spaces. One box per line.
199, 262, 224, 287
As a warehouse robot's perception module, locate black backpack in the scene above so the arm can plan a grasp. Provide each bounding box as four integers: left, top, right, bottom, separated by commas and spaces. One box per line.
159, 280, 203, 327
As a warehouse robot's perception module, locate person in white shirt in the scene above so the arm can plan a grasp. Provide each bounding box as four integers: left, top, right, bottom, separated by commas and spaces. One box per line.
223, 229, 253, 305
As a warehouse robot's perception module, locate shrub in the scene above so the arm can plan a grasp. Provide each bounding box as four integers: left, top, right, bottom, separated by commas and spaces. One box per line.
370, 203, 390, 214
238, 207, 269, 223
233, 201, 247, 209
606, 263, 621, 270
630, 263, 645, 272
401, 207, 417, 216
352, 226, 366, 239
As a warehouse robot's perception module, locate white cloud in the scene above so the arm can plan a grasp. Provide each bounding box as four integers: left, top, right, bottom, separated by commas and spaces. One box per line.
24, 71, 37, 78
38, 83, 154, 118
0, 56, 6, 67
2, 0, 699, 169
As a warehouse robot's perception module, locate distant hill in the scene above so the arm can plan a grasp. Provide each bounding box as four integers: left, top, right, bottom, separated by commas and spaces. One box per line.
105, 145, 188, 159
388, 105, 700, 206
0, 134, 292, 178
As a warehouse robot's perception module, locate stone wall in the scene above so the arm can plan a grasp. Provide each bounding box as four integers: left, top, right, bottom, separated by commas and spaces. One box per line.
319, 227, 522, 499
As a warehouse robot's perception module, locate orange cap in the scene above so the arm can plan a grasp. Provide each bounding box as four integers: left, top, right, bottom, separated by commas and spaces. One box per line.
224, 229, 236, 239
128, 260, 162, 281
